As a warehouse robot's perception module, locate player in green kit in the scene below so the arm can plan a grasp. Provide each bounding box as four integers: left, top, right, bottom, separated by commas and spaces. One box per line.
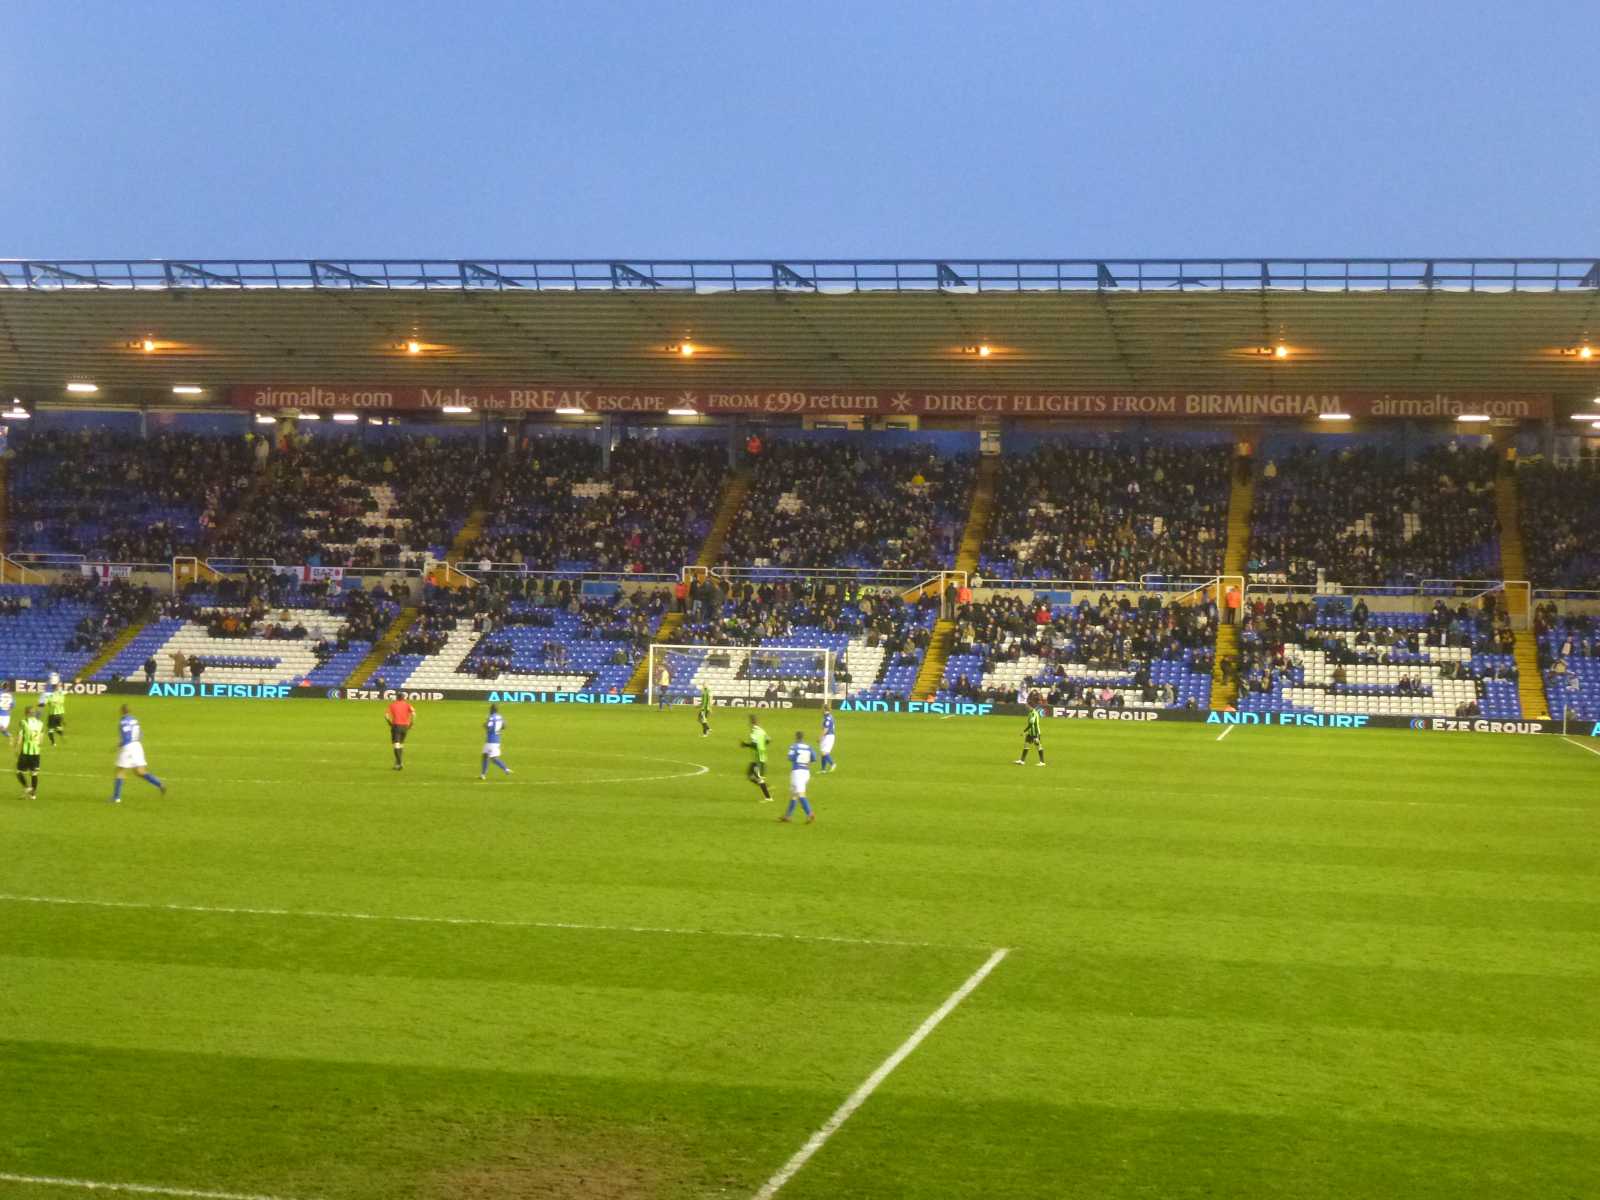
13, 705, 45, 798
1015, 704, 1046, 766
741, 715, 773, 801
697, 685, 712, 737
43, 686, 66, 745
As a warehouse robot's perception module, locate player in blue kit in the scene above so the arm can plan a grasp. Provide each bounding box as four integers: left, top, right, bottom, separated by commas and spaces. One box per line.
819, 705, 837, 773
780, 731, 816, 823
478, 703, 514, 780
110, 705, 165, 803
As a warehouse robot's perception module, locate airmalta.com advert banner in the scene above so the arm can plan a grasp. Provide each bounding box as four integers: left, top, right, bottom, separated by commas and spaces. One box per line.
230, 385, 1552, 421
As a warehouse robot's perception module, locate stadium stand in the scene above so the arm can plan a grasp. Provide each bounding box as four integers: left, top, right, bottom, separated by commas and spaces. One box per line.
461, 437, 727, 573
721, 442, 974, 570
1249, 441, 1500, 586
88, 574, 400, 687
0, 585, 107, 681
980, 441, 1230, 581
8, 430, 252, 561
1534, 604, 1600, 721
658, 580, 939, 703
207, 435, 484, 568
1234, 595, 1521, 717
1517, 462, 1600, 590
363, 579, 668, 692
939, 593, 1215, 708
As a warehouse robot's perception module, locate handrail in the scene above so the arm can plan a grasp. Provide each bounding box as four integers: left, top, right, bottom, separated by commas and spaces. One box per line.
203, 557, 279, 573
977, 578, 1152, 592
8, 551, 87, 565
443, 561, 678, 585
1419, 577, 1511, 601
0, 553, 47, 584
4, 256, 1598, 294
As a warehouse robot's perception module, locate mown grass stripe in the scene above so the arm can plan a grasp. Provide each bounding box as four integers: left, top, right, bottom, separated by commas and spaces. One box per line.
0, 1173, 310, 1200
0, 892, 960, 950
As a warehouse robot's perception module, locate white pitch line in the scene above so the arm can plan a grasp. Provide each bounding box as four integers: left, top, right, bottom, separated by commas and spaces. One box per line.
0, 893, 949, 950
1562, 735, 1600, 759
751, 947, 1010, 1200
0, 1173, 309, 1200
45, 764, 709, 789
1214, 724, 1234, 742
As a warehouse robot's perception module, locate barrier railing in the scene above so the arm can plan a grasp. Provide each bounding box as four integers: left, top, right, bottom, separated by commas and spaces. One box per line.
203, 558, 281, 575
441, 562, 679, 590
705, 565, 967, 616
8, 552, 87, 569
1534, 588, 1600, 615
0, 553, 47, 584
976, 578, 1150, 596
1242, 578, 1534, 629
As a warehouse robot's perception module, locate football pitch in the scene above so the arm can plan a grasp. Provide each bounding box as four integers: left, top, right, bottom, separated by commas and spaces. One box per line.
2, 697, 1596, 1200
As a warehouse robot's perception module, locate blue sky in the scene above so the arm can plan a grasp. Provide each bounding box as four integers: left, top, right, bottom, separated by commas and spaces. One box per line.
1, 1, 1594, 258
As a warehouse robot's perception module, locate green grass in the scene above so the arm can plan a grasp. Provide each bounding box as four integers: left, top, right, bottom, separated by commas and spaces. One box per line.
1, 697, 1597, 1199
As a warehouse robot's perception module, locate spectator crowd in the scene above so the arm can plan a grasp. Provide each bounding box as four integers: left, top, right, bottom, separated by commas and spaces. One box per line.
981, 442, 1230, 581
1248, 442, 1499, 586
722, 442, 973, 570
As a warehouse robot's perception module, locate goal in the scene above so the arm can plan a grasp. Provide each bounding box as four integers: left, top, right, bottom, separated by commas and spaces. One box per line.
646, 643, 836, 706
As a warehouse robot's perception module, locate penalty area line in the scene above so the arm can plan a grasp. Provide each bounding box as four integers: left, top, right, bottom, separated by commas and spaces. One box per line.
751, 947, 1010, 1200
1214, 724, 1234, 742
1562, 735, 1600, 759
0, 893, 952, 950
0, 1173, 311, 1200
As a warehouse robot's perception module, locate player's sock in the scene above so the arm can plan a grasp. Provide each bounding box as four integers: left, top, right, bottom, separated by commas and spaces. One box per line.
494, 758, 511, 774
111, 779, 124, 802
783, 797, 797, 818
821, 754, 833, 770
142, 772, 163, 789
799, 797, 812, 817
29, 772, 39, 796
480, 754, 488, 776
14, 770, 24, 788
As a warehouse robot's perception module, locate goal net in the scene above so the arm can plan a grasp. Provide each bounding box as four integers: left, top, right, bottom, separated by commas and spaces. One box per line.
647, 643, 836, 706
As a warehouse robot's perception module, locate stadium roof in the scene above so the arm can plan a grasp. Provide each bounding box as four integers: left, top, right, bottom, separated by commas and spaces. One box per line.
2, 257, 1598, 403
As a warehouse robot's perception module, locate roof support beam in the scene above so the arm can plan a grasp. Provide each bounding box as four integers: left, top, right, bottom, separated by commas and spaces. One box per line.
459, 262, 524, 289
610, 263, 662, 289
23, 262, 102, 286
1096, 262, 1118, 288
310, 262, 385, 288
165, 262, 243, 287
936, 262, 968, 288
772, 262, 816, 290
1580, 262, 1600, 289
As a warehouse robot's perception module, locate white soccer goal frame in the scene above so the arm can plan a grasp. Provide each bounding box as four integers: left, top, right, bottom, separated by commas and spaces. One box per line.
647, 643, 836, 706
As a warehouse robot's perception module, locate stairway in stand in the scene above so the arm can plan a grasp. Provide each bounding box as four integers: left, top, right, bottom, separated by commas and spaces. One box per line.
1496, 471, 1547, 718
76, 620, 152, 682
0, 452, 11, 582
626, 468, 752, 695
342, 505, 489, 687
1210, 459, 1255, 709
911, 456, 1000, 700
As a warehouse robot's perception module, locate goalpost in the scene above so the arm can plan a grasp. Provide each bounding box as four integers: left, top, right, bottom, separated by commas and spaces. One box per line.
646, 643, 837, 707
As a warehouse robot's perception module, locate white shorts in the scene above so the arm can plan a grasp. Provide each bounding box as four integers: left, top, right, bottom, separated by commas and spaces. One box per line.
790, 769, 810, 796
481, 743, 502, 758
819, 733, 835, 756
116, 744, 148, 771
0, 715, 10, 733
